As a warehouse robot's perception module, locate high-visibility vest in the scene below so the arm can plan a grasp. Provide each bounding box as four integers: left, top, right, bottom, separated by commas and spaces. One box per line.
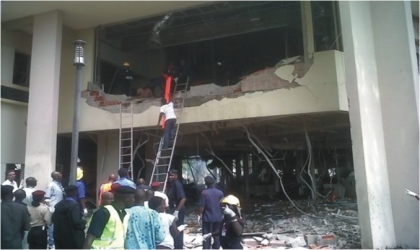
91, 205, 130, 250
98, 183, 112, 206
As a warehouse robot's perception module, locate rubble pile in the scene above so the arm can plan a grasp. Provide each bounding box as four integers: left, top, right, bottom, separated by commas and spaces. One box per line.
184, 199, 361, 249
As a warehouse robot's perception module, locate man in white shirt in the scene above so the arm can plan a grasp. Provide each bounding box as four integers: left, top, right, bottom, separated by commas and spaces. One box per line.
2, 169, 22, 192
151, 182, 169, 210
157, 98, 177, 149
22, 177, 37, 206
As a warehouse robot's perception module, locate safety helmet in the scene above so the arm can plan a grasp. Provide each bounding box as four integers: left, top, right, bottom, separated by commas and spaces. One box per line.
77, 167, 84, 181
123, 62, 130, 67
220, 195, 241, 207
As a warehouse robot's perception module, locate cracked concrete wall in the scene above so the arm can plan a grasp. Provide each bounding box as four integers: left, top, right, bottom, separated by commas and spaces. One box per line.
57, 50, 348, 133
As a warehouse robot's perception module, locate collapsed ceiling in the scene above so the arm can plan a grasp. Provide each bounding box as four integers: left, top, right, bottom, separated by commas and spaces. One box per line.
102, 1, 302, 52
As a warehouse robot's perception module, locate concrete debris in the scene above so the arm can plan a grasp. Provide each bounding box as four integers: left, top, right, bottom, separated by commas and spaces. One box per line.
183, 198, 360, 249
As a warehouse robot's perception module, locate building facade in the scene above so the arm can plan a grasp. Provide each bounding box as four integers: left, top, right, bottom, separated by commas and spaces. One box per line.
1, 1, 419, 248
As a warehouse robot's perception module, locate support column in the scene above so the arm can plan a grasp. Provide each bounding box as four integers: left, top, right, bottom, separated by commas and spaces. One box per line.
24, 11, 63, 190
370, 2, 419, 247
339, 2, 396, 248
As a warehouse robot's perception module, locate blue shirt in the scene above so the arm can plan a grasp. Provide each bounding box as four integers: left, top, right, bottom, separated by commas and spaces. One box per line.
199, 187, 224, 222
114, 178, 136, 189
125, 206, 165, 250
168, 180, 186, 208
45, 181, 64, 212
75, 180, 86, 200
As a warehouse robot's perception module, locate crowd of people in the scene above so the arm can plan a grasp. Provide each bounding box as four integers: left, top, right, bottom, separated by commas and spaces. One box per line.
1, 167, 244, 249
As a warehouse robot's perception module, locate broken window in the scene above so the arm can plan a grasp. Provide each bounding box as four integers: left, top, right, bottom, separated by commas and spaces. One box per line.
94, 1, 305, 93
312, 1, 342, 52
13, 52, 31, 87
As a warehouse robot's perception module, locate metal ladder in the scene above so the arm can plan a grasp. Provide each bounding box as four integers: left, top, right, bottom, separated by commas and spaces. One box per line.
119, 102, 134, 177
149, 78, 189, 192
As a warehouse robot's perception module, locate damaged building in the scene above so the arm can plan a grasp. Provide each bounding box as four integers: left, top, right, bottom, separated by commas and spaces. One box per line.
1, 1, 419, 249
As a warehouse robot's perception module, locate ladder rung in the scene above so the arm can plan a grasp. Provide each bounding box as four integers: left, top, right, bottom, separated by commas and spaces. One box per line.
158, 156, 171, 159
121, 131, 132, 133
121, 146, 131, 148
121, 154, 132, 156
154, 173, 167, 176
121, 138, 132, 141
161, 148, 173, 151
156, 164, 169, 167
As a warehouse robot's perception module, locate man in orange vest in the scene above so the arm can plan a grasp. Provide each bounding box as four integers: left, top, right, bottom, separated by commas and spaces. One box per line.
98, 174, 117, 206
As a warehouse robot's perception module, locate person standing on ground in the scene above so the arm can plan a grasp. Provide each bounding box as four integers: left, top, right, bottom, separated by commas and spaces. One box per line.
1, 185, 31, 249
114, 168, 136, 189
14, 189, 27, 204
144, 189, 154, 208
203, 195, 244, 249
52, 185, 86, 249
157, 98, 177, 149
98, 174, 117, 206
22, 177, 37, 206
27, 190, 52, 249
75, 167, 88, 217
83, 186, 135, 249
14, 189, 29, 249
167, 169, 187, 249
151, 182, 170, 210
100, 192, 114, 207
137, 178, 151, 190
149, 196, 186, 249
3, 169, 22, 192
45, 171, 64, 249
125, 188, 165, 249
199, 176, 224, 250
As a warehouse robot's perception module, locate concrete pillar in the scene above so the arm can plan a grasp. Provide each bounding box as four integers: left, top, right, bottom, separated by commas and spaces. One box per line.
370, 2, 419, 247
96, 132, 119, 203
339, 1, 399, 248
24, 11, 63, 190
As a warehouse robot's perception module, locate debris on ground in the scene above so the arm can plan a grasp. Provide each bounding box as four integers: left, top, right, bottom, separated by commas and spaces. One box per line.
183, 198, 360, 249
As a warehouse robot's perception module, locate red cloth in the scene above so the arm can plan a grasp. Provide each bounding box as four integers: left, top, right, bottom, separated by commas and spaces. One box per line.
160, 75, 173, 129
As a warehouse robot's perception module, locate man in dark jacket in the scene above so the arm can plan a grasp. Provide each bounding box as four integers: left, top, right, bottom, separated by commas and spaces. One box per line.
52, 185, 87, 249
1, 185, 30, 249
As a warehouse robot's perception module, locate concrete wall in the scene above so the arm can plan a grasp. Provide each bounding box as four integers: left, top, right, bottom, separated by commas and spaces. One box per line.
96, 131, 119, 201
1, 102, 28, 164
1, 30, 32, 166
1, 30, 32, 90
57, 50, 348, 133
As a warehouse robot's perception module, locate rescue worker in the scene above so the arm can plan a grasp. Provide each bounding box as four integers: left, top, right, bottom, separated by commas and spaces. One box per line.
122, 62, 134, 97
75, 167, 88, 216
202, 195, 244, 249
157, 97, 177, 149
98, 174, 117, 206
27, 190, 51, 249
52, 185, 86, 249
167, 169, 186, 249
100, 192, 114, 207
83, 186, 135, 249
199, 176, 224, 250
